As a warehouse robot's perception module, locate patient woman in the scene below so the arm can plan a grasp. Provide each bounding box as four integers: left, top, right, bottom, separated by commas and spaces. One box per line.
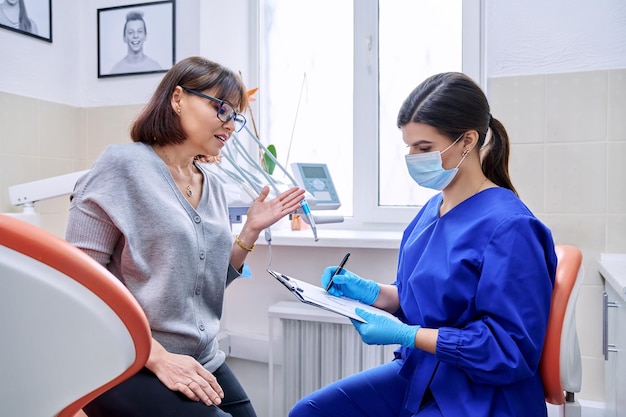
66, 56, 305, 417
290, 72, 557, 417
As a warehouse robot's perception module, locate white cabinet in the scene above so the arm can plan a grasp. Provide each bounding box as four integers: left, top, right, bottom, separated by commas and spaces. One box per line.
600, 254, 626, 417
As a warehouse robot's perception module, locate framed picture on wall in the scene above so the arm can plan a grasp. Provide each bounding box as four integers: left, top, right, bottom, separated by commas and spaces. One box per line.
97, 0, 175, 78
0, 0, 52, 42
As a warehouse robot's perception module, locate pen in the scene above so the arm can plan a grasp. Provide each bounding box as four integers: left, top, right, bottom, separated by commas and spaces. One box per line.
325, 252, 350, 292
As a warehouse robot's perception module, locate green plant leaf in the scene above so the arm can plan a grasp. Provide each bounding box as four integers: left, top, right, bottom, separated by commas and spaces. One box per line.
263, 144, 277, 175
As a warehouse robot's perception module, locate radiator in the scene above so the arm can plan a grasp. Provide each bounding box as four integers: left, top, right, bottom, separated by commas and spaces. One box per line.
269, 301, 398, 416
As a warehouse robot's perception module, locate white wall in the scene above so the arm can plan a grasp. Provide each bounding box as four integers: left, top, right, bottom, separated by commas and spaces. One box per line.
0, 0, 81, 105
487, 0, 626, 77
0, 0, 253, 107
199, 1, 256, 87
4, 1, 621, 115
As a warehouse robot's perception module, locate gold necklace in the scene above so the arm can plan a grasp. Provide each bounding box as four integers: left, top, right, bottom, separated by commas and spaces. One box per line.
475, 177, 489, 195
159, 150, 194, 198
441, 177, 489, 214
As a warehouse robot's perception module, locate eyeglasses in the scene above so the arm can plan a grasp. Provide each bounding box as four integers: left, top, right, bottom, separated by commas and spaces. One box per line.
181, 87, 247, 132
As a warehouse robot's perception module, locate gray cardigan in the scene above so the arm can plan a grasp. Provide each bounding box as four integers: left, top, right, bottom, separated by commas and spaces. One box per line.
66, 142, 239, 371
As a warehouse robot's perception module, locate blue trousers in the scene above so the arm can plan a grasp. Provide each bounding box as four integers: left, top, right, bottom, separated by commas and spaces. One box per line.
83, 363, 256, 417
289, 360, 442, 417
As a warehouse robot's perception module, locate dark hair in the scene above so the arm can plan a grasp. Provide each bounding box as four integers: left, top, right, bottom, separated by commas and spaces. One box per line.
397, 72, 517, 196
123, 11, 146, 36
131, 56, 248, 145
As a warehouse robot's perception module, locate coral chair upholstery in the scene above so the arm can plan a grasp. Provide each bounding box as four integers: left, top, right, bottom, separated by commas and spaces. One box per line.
0, 214, 151, 417
539, 244, 583, 412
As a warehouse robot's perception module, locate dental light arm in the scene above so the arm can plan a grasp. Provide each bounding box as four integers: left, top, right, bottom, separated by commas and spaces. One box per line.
8, 170, 90, 208
5, 170, 91, 225
235, 125, 322, 241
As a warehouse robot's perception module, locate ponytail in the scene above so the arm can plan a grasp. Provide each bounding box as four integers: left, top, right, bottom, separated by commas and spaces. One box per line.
481, 117, 518, 196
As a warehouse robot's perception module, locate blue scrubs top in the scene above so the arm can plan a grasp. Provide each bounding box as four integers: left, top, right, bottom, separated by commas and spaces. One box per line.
394, 187, 556, 416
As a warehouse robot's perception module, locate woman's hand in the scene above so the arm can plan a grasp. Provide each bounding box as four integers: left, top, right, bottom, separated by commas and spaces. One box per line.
244, 186, 305, 234
231, 186, 305, 269
147, 340, 224, 406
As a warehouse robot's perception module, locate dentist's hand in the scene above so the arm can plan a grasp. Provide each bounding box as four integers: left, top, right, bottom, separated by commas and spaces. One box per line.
351, 308, 420, 348
321, 267, 380, 305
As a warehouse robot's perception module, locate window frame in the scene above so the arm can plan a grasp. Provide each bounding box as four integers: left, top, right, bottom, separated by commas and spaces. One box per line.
353, 0, 484, 226
253, 0, 484, 228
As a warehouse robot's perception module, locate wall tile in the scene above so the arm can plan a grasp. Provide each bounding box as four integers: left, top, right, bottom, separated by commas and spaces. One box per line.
607, 215, 626, 253
607, 141, 626, 214
540, 214, 605, 287
0, 155, 7, 211
0, 154, 4, 213
0, 93, 40, 156
79, 108, 89, 162
546, 71, 607, 143
608, 69, 626, 141
0, 93, 85, 218
489, 75, 545, 144
545, 143, 606, 214
84, 107, 127, 161
0, 97, 144, 226
37, 193, 72, 215
84, 105, 142, 162
39, 157, 78, 179
39, 210, 70, 239
0, 154, 42, 213
38, 100, 82, 159
509, 143, 544, 212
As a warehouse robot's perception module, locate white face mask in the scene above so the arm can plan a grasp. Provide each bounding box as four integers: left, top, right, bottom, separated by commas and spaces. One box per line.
404, 134, 468, 191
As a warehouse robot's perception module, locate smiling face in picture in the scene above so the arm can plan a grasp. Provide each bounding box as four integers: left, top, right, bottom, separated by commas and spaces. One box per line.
123, 19, 147, 54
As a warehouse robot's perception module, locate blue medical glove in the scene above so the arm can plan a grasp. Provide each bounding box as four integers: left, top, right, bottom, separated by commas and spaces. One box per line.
321, 267, 380, 305
351, 308, 420, 348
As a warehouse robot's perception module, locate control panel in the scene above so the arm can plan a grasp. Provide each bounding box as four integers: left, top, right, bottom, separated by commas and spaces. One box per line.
291, 163, 340, 210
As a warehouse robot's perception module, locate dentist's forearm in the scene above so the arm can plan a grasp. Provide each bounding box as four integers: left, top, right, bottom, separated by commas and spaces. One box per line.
372, 283, 401, 313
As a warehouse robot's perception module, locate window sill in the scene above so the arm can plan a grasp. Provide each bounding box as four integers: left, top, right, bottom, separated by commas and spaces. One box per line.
232, 218, 403, 250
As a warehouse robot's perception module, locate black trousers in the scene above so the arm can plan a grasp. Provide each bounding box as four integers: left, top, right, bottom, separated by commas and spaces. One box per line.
83, 362, 257, 417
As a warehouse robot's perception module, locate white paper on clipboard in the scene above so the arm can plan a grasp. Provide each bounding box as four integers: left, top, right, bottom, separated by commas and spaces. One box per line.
267, 269, 401, 323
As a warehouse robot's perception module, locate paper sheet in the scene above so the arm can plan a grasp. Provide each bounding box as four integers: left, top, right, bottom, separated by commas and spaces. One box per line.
268, 269, 400, 323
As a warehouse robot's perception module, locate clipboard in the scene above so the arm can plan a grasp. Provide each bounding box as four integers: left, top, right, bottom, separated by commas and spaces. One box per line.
267, 269, 400, 323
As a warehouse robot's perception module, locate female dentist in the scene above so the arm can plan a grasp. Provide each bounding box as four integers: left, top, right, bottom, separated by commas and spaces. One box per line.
290, 72, 557, 417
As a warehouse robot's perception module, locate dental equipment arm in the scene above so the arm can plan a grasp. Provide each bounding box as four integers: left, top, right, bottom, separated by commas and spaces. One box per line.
236, 126, 319, 241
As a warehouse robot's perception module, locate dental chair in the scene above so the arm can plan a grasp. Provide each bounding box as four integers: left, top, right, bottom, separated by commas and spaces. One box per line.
0, 214, 151, 417
539, 244, 584, 417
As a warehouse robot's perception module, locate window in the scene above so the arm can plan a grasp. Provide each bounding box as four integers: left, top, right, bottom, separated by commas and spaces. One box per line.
260, 0, 481, 225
